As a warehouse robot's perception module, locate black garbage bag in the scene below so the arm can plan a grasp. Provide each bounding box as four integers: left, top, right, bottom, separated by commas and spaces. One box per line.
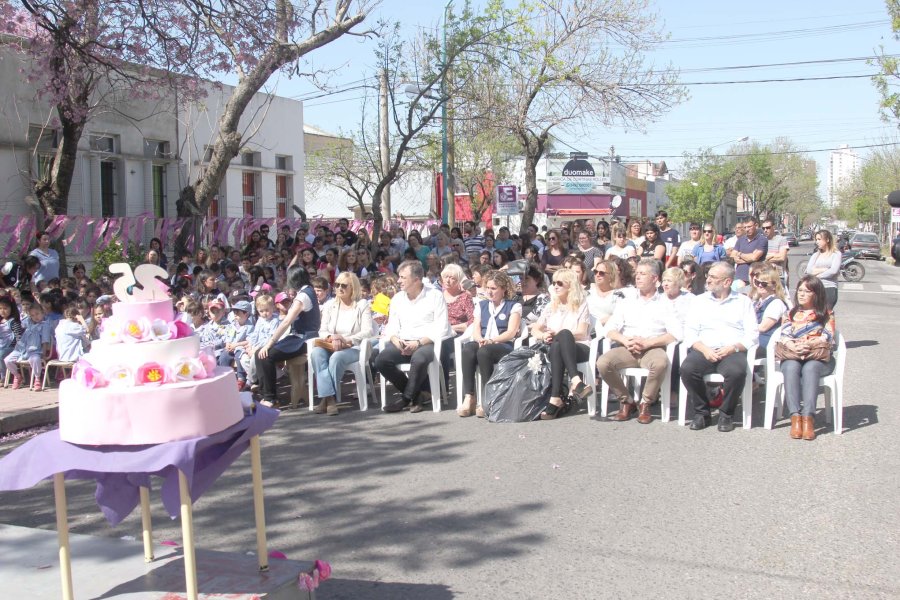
483, 343, 552, 422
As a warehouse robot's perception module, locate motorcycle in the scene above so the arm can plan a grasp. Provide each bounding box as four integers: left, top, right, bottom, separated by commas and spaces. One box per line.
796, 249, 865, 283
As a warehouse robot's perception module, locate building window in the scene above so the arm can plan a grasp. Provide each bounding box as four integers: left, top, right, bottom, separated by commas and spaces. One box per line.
275, 155, 291, 170
241, 151, 260, 167
276, 174, 290, 219
242, 171, 258, 216
152, 165, 166, 217
145, 139, 171, 159
100, 160, 117, 217
90, 134, 117, 154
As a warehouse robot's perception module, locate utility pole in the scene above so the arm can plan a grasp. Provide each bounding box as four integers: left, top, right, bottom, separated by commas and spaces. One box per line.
379, 68, 391, 227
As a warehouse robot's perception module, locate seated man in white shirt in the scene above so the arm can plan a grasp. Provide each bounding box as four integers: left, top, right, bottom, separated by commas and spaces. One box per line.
376, 260, 452, 413
598, 259, 682, 424
680, 261, 759, 432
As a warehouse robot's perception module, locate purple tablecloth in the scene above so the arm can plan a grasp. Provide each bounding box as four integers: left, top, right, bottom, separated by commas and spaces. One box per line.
0, 406, 279, 526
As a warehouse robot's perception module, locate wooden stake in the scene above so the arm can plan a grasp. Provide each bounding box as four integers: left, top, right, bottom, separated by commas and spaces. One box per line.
249, 435, 269, 572
53, 473, 74, 600
178, 470, 199, 600
140, 486, 154, 562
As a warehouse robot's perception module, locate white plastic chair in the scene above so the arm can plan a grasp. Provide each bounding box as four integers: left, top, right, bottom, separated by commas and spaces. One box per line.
41, 360, 75, 390
306, 337, 375, 411
598, 339, 678, 421
677, 342, 759, 428
379, 335, 448, 412
764, 330, 845, 434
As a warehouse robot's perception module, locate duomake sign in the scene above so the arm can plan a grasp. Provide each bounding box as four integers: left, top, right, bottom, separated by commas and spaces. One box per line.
545, 156, 625, 195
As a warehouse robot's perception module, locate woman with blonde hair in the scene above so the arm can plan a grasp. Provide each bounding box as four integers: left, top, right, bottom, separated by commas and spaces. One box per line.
457, 270, 523, 417
749, 262, 790, 354
309, 272, 374, 415
804, 229, 840, 310
587, 258, 625, 327
532, 268, 593, 420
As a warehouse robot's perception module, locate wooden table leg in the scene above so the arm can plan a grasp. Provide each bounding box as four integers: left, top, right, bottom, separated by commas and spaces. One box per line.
53, 473, 74, 600
139, 486, 154, 562
178, 470, 199, 600
249, 435, 269, 572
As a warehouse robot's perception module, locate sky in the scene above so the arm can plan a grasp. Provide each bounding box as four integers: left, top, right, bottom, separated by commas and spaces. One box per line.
271, 0, 900, 193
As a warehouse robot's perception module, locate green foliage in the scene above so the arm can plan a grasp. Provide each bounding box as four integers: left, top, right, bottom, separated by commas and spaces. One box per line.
90, 238, 142, 280
873, 0, 900, 123
666, 152, 730, 224
834, 143, 900, 227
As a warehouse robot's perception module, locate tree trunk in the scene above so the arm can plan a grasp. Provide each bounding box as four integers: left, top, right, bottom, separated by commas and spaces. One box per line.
518, 132, 546, 235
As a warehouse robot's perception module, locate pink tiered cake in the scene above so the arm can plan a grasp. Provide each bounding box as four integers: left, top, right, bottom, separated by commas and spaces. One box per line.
58, 298, 244, 445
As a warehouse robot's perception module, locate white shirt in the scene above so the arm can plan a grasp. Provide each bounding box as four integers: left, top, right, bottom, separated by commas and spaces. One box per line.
684, 291, 759, 350
537, 301, 590, 334
605, 244, 636, 259
723, 236, 739, 251
383, 285, 452, 342
677, 240, 700, 261
605, 292, 683, 341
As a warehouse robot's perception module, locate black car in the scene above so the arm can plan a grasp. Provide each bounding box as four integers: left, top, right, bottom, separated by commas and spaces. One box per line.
784, 232, 799, 247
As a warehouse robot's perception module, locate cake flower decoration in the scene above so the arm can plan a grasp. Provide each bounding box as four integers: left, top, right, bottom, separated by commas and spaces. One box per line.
122, 317, 152, 343
105, 365, 135, 387
197, 349, 217, 378
168, 319, 192, 340
100, 317, 123, 344
171, 357, 204, 381
149, 318, 173, 341
136, 362, 169, 386
72, 360, 107, 389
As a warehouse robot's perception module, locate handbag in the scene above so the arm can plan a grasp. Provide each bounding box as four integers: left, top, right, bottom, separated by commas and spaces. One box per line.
314, 338, 337, 352
775, 338, 831, 362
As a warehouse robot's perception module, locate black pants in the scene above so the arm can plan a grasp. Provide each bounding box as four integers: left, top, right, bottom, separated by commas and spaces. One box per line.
825, 286, 838, 311
459, 341, 513, 396
548, 329, 590, 398
374, 343, 436, 404
255, 345, 307, 403
680, 349, 748, 419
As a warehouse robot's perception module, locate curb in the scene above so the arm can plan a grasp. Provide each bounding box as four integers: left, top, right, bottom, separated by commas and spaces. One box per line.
0, 405, 59, 435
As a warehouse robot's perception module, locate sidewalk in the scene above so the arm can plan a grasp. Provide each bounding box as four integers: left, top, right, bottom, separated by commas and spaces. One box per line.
0, 387, 59, 435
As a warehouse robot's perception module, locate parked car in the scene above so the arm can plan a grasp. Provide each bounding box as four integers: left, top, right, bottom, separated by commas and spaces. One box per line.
848, 232, 884, 260
799, 231, 812, 241
784, 232, 799, 247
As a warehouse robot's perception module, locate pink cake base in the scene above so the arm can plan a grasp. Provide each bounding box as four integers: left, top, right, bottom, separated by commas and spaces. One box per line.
111, 299, 174, 324
58, 368, 244, 446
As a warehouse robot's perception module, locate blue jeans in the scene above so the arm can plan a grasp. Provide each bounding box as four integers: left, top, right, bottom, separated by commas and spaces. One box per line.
309, 345, 360, 398
781, 358, 835, 417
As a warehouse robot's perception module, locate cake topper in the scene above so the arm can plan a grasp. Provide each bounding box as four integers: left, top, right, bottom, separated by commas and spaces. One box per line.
110, 263, 169, 301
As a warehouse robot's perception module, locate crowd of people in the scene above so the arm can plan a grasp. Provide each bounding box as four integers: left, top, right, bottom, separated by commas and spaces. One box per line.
0, 212, 839, 438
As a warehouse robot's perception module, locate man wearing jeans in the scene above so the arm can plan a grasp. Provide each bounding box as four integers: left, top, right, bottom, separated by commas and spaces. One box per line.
681, 262, 758, 432
376, 260, 452, 413
598, 259, 682, 424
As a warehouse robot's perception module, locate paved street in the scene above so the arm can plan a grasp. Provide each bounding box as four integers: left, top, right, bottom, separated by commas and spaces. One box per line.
1, 242, 899, 599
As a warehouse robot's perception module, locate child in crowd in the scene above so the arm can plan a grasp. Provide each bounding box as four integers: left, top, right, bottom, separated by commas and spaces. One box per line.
218, 300, 253, 367
0, 296, 23, 381
197, 299, 228, 357
369, 275, 397, 336
4, 303, 51, 390
236, 294, 280, 390
54, 306, 88, 363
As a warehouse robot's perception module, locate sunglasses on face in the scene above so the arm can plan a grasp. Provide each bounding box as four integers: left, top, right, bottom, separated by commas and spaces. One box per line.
593, 269, 607, 275
753, 279, 773, 288
334, 282, 350, 290
703, 230, 714, 233
548, 237, 558, 241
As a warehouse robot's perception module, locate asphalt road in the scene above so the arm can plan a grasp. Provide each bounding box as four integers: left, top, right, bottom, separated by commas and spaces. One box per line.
2, 241, 899, 599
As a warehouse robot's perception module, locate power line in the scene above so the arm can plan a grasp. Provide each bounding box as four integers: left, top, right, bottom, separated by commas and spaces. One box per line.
618, 142, 900, 159
679, 73, 878, 85
679, 55, 899, 74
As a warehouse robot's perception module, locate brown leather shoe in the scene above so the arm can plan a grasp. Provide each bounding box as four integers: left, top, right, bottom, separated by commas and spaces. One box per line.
789, 415, 802, 439
801, 415, 816, 441
611, 401, 635, 421
637, 402, 653, 425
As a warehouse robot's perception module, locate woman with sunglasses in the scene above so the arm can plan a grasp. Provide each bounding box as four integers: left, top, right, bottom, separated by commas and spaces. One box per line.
532, 268, 593, 420
605, 226, 637, 260
587, 259, 626, 328
309, 272, 374, 416
778, 276, 836, 440
748, 263, 789, 355
691, 223, 726, 265
541, 230, 567, 274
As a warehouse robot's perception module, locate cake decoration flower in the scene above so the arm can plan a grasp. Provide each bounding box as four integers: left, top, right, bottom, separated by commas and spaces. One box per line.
197, 350, 217, 378
105, 365, 135, 387
72, 360, 106, 389
171, 357, 204, 381
136, 362, 169, 386
100, 317, 123, 344
168, 320, 192, 339
122, 317, 152, 342
149, 318, 173, 341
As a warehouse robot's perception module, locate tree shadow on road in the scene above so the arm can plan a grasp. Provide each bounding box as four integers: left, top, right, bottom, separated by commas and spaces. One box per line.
319, 578, 453, 600
839, 404, 878, 433
845, 340, 878, 349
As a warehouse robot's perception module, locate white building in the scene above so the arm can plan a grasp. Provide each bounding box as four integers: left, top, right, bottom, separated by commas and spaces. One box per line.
828, 144, 860, 208
0, 46, 305, 226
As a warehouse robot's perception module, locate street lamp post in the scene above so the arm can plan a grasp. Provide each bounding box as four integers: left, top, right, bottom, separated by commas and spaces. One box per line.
441, 1, 452, 226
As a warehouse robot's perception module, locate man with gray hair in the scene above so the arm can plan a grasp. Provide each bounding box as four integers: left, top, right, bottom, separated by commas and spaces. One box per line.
598, 259, 683, 424
375, 260, 452, 413
680, 261, 758, 432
